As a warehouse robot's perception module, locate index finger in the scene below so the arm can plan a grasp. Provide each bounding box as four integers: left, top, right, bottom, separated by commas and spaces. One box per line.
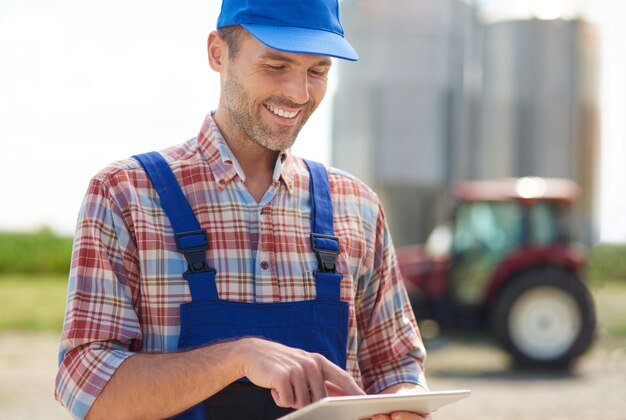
320, 358, 365, 396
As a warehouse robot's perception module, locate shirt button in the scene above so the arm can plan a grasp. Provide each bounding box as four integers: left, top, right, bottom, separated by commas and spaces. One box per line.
260, 261, 269, 270
218, 178, 226, 186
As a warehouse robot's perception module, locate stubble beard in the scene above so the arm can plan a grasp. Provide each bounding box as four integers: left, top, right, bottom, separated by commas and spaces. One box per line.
223, 72, 313, 152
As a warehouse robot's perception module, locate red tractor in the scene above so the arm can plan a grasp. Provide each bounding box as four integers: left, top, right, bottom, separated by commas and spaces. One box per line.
396, 177, 596, 368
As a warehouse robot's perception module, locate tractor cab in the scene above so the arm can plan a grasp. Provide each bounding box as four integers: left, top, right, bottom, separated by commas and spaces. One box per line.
397, 177, 596, 367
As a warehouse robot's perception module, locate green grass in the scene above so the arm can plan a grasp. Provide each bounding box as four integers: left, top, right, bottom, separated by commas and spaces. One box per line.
2, 272, 625, 339
590, 280, 626, 338
0, 274, 67, 333
0, 231, 625, 336
0, 230, 73, 275
587, 243, 626, 285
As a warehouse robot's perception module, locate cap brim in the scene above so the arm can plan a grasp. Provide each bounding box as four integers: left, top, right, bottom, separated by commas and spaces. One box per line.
241, 24, 358, 61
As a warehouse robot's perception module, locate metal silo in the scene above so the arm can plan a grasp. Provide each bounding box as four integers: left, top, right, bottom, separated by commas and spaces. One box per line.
478, 2, 600, 243
332, 0, 599, 245
333, 0, 472, 245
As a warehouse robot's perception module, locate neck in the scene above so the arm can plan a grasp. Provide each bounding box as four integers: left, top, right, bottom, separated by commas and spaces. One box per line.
213, 109, 280, 202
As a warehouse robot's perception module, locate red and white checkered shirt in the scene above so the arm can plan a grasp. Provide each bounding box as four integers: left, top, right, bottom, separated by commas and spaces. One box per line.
55, 114, 426, 419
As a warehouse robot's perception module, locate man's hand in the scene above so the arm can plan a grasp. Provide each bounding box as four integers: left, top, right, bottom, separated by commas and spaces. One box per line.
367, 383, 432, 420
236, 337, 365, 409
86, 337, 362, 419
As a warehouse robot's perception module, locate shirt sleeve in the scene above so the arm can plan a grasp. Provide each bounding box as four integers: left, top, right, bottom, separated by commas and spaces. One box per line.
55, 176, 142, 419
356, 202, 428, 394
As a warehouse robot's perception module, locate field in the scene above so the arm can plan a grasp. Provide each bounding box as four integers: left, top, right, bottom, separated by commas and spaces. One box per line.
1, 232, 625, 336
1, 280, 624, 419
3, 273, 625, 337
1, 232, 625, 418
0, 274, 67, 332
0, 231, 71, 334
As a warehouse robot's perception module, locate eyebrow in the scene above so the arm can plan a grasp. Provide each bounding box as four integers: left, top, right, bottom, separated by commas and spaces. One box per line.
259, 51, 332, 67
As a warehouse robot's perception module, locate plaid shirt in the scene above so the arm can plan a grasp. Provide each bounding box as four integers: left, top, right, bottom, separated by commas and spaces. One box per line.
55, 114, 427, 419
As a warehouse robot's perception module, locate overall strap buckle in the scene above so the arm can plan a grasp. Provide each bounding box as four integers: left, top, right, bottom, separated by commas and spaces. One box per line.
175, 230, 214, 276
310, 233, 340, 273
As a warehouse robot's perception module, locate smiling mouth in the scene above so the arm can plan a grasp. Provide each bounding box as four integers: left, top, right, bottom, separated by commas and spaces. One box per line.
265, 103, 299, 119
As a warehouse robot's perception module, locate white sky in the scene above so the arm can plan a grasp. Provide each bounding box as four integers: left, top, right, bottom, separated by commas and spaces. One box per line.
0, 1, 624, 243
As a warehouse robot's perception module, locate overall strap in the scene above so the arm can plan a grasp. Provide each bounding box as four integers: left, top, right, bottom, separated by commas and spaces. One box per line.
133, 152, 218, 301
303, 160, 342, 301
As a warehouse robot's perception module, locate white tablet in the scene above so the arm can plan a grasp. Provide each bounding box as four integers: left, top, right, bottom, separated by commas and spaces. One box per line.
278, 389, 471, 420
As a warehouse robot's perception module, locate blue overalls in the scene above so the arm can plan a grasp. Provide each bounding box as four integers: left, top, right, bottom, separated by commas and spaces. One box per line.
133, 152, 349, 420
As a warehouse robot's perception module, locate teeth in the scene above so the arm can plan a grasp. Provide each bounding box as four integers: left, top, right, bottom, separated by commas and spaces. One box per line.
267, 104, 298, 119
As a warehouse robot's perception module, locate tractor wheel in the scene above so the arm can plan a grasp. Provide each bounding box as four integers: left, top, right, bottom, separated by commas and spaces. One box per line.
491, 267, 596, 368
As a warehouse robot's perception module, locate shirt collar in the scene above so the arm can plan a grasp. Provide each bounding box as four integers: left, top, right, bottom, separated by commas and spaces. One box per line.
196, 113, 295, 192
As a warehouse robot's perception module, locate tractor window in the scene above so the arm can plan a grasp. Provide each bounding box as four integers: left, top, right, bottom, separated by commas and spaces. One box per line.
528, 202, 556, 245
450, 201, 523, 305
528, 201, 570, 244
453, 201, 523, 255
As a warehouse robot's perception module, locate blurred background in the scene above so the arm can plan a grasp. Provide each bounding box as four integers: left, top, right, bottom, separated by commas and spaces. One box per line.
1, 0, 625, 418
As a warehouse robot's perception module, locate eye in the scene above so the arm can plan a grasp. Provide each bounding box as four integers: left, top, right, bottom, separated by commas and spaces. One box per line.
266, 64, 286, 71
308, 67, 329, 77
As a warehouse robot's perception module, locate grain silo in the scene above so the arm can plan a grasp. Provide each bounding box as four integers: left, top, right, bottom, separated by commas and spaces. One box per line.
333, 0, 472, 245
332, 0, 599, 245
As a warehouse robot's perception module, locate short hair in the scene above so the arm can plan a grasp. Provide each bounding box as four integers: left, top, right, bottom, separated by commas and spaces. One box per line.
218, 25, 246, 60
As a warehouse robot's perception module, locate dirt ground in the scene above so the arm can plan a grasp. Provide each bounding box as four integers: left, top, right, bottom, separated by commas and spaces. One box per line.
425, 335, 626, 420
1, 332, 624, 419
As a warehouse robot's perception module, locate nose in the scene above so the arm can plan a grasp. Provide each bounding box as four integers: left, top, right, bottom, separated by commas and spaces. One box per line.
281, 70, 310, 106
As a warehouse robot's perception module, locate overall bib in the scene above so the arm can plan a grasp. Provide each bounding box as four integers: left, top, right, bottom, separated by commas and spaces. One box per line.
133, 152, 349, 420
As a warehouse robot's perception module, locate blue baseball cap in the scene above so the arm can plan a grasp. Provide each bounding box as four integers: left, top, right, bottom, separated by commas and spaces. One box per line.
217, 0, 358, 61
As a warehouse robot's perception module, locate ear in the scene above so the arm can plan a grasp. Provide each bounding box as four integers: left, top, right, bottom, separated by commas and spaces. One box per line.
207, 30, 226, 72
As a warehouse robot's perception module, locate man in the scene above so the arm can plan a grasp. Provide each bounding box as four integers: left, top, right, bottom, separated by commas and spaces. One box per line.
55, 1, 429, 419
